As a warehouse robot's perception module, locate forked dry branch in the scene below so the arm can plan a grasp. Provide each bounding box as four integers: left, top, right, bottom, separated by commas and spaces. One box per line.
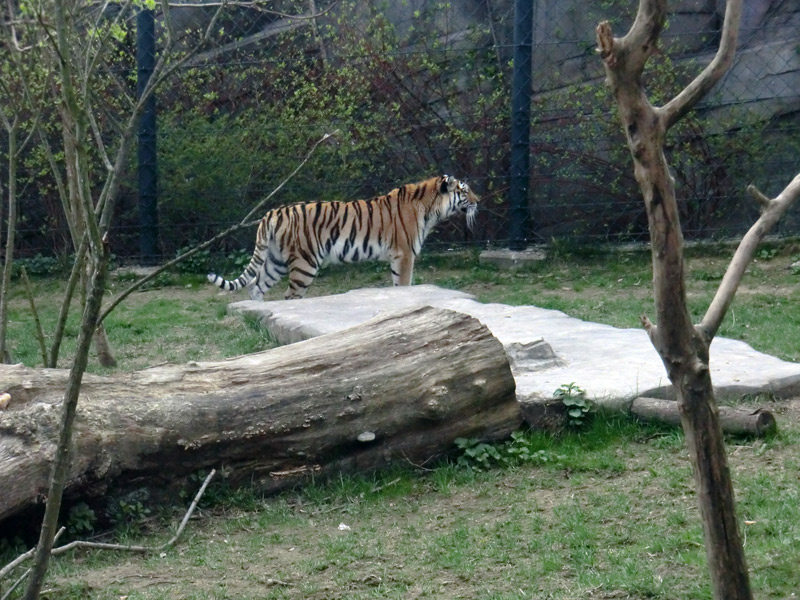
595, 1, 800, 598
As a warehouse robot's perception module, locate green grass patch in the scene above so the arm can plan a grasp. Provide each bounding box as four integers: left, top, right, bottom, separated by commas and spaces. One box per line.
2, 243, 800, 598
6, 415, 797, 599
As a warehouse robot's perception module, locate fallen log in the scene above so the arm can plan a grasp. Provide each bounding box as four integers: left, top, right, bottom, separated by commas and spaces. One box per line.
0, 306, 520, 526
631, 396, 776, 437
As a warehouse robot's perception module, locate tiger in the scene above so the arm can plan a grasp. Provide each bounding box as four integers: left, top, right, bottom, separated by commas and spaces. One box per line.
207, 174, 479, 300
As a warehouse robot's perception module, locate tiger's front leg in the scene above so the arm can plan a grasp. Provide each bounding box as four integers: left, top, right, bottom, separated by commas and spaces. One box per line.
390, 253, 414, 286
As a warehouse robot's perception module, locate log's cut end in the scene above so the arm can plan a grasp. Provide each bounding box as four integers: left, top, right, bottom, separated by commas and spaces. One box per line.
749, 409, 777, 437
0, 305, 519, 527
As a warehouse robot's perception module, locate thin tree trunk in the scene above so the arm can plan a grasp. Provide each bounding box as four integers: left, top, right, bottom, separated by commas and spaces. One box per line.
49, 239, 87, 368
19, 266, 48, 367
0, 120, 19, 364
22, 244, 110, 600
595, 2, 752, 598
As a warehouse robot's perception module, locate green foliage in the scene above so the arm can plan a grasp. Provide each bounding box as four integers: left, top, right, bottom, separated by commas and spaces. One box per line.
150, 0, 511, 256
173, 247, 211, 275
455, 430, 563, 471
108, 498, 151, 529
66, 502, 97, 536
11, 253, 64, 278
757, 246, 778, 261
554, 382, 593, 428
454, 437, 506, 470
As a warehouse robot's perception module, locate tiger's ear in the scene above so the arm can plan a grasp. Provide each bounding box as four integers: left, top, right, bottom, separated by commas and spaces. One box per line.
440, 175, 457, 194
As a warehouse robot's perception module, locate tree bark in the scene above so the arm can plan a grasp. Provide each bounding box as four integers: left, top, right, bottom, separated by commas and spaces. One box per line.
596, 2, 753, 598
92, 323, 117, 368
631, 397, 776, 437
0, 306, 520, 527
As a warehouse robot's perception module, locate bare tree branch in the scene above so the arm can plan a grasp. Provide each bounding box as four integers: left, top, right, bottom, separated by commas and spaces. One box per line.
616, 0, 667, 73
0, 529, 65, 592
659, 1, 742, 130
96, 130, 337, 325
49, 237, 88, 367
699, 173, 800, 340
747, 183, 771, 209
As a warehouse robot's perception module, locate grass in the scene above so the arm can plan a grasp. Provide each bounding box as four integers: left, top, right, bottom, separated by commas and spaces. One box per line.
2, 242, 800, 598
3, 272, 280, 373
6, 241, 800, 369
4, 415, 798, 599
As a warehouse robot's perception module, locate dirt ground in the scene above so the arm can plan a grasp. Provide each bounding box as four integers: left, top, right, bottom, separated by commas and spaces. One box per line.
43, 396, 800, 600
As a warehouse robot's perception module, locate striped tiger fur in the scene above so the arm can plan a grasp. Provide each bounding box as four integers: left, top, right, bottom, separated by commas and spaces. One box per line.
208, 174, 479, 300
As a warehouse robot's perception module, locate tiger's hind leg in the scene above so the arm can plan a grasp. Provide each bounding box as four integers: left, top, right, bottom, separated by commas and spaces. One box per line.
248, 247, 289, 301
284, 257, 319, 299
390, 253, 414, 286
248, 285, 265, 301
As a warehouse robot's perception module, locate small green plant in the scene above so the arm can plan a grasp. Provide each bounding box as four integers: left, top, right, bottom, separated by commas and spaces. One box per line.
502, 430, 558, 464
454, 437, 505, 470
554, 382, 593, 428
108, 498, 151, 528
174, 247, 211, 274
12, 254, 62, 278
66, 502, 96, 536
227, 249, 251, 272
757, 247, 778, 260
455, 430, 560, 470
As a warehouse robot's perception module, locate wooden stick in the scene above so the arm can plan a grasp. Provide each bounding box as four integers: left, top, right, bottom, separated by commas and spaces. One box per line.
0, 528, 65, 585
158, 468, 216, 550
0, 528, 65, 600
0, 471, 215, 585
631, 397, 776, 437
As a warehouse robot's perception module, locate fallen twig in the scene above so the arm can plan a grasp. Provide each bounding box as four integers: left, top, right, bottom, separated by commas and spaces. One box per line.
0, 528, 65, 600
0, 470, 216, 588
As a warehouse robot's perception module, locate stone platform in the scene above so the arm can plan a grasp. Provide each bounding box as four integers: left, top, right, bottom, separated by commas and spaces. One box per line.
228, 285, 800, 412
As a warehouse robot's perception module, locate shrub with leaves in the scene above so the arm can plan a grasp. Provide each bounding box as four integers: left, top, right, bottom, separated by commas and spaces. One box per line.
455, 430, 562, 471
554, 382, 593, 428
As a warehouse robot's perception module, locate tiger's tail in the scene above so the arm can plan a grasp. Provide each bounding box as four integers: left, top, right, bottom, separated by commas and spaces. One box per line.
207, 217, 286, 301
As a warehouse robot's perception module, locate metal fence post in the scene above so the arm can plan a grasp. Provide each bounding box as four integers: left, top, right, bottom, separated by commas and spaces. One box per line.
508, 0, 533, 250
137, 8, 158, 264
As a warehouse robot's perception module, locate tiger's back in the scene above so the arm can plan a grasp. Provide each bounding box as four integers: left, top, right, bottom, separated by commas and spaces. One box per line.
208, 175, 478, 300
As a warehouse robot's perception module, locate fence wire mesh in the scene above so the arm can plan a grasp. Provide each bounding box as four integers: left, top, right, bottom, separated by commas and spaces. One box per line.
5, 0, 800, 264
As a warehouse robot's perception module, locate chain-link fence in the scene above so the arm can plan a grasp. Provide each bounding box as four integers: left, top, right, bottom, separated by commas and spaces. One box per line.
7, 0, 800, 264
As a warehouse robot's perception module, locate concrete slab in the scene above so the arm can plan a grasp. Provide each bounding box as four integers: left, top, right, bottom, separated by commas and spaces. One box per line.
229, 285, 800, 411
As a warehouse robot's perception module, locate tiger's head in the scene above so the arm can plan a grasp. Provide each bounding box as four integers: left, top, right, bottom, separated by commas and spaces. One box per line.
440, 175, 479, 230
